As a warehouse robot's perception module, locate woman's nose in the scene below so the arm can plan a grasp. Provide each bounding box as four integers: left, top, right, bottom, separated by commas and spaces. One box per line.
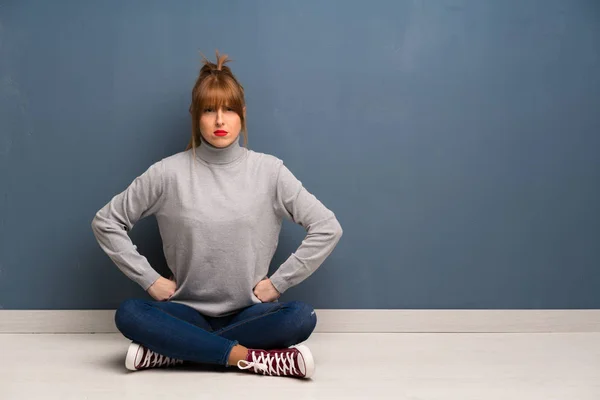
216, 109, 224, 125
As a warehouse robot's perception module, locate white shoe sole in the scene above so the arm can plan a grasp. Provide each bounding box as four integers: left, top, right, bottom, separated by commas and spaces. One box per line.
125, 342, 143, 371
293, 344, 315, 378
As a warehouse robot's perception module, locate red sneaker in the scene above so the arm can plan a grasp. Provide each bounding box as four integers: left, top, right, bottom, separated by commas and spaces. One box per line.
125, 342, 184, 371
236, 344, 315, 378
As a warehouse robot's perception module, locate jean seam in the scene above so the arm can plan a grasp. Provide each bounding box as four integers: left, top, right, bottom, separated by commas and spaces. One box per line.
149, 303, 212, 331
212, 307, 284, 336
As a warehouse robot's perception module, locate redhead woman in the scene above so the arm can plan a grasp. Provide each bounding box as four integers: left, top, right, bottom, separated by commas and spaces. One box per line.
91, 50, 343, 379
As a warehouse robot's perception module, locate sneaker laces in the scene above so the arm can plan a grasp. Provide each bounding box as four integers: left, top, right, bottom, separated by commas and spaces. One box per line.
237, 350, 299, 376
140, 348, 184, 369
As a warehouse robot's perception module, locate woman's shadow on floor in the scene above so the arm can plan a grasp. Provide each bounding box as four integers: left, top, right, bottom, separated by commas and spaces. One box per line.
101, 351, 242, 375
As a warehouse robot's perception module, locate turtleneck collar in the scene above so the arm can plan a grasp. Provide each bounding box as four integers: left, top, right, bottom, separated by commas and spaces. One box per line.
196, 134, 245, 165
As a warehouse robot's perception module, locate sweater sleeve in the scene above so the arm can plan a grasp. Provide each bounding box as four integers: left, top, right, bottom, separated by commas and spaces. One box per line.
269, 160, 343, 294
91, 160, 165, 291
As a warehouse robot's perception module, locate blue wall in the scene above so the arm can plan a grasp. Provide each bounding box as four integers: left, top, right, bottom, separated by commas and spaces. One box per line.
1, 0, 599, 309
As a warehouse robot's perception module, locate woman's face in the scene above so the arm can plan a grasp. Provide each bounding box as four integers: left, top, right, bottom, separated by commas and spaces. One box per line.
199, 105, 245, 148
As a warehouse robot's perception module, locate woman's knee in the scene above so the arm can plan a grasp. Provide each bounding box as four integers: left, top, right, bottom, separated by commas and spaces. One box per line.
114, 298, 148, 334
285, 301, 317, 343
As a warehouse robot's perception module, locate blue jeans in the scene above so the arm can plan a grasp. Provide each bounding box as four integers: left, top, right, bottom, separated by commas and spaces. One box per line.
114, 299, 317, 367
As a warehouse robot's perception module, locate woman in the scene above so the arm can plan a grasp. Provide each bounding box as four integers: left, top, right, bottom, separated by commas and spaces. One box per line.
91, 50, 343, 379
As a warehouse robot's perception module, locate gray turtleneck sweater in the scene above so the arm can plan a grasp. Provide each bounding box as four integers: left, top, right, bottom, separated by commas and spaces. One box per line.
91, 135, 343, 317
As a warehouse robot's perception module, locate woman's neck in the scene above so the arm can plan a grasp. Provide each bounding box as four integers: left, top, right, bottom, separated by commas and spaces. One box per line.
196, 134, 245, 164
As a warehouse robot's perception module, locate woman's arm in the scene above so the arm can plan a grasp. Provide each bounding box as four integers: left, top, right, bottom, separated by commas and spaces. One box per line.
269, 160, 343, 294
91, 160, 165, 291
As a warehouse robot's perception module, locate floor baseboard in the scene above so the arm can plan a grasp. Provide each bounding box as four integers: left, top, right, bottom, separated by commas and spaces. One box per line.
1, 310, 599, 333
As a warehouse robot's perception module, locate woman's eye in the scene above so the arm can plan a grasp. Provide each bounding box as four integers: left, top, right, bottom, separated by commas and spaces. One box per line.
204, 108, 214, 113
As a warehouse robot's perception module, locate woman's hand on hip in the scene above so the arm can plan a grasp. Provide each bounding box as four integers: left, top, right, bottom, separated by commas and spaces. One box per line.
147, 276, 177, 301
253, 278, 281, 302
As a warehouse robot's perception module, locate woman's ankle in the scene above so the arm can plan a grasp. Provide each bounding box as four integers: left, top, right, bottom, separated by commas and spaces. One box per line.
227, 344, 249, 366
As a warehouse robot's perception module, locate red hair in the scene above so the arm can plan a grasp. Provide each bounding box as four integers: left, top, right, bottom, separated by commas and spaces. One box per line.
186, 50, 248, 156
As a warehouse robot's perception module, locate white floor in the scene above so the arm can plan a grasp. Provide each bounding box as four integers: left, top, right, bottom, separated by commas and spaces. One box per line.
0, 333, 598, 400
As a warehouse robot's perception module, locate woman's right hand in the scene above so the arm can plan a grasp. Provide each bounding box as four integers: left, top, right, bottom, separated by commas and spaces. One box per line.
147, 276, 177, 301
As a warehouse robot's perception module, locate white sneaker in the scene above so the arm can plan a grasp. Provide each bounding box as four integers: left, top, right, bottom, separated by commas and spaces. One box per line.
125, 342, 184, 371
237, 344, 315, 378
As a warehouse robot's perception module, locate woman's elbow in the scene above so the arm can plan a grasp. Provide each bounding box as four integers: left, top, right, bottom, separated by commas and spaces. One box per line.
332, 218, 343, 239
91, 213, 100, 231
91, 210, 111, 233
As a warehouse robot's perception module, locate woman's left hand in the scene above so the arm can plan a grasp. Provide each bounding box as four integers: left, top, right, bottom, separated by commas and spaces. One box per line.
253, 278, 281, 302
